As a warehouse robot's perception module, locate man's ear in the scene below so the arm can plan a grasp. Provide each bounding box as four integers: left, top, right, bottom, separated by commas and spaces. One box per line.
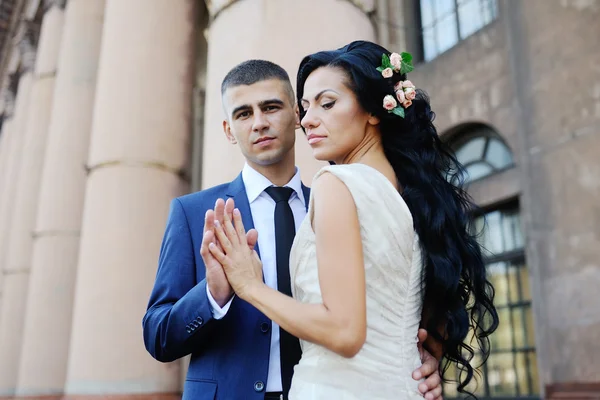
294, 103, 301, 130
223, 120, 237, 144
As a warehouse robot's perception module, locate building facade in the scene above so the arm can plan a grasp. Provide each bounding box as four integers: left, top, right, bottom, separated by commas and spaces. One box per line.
0, 0, 598, 399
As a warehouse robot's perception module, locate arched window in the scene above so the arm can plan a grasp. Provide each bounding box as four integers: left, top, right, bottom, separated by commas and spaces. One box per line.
451, 124, 514, 182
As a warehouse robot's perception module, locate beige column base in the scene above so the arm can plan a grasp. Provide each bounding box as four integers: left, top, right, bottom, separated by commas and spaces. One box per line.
62, 394, 181, 400
10, 394, 181, 400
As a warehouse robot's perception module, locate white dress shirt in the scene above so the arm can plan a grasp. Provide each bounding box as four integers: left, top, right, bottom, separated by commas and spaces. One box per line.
206, 163, 307, 392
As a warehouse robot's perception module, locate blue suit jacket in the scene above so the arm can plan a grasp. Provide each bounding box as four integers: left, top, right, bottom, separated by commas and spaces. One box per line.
143, 173, 310, 400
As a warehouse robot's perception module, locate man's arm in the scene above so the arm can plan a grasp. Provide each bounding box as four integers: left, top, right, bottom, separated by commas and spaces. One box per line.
142, 198, 220, 362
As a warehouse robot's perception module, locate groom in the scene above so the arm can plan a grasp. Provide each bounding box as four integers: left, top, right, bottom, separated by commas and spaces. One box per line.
143, 60, 443, 400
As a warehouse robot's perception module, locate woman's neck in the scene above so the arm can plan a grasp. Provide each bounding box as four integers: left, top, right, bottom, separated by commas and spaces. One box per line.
338, 138, 400, 192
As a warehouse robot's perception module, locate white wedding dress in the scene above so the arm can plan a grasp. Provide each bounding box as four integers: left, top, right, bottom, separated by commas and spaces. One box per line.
288, 163, 425, 399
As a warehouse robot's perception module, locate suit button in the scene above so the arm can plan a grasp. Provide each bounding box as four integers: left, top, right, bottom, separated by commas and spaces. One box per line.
254, 381, 265, 392
196, 316, 203, 325
186, 328, 192, 334
260, 322, 270, 333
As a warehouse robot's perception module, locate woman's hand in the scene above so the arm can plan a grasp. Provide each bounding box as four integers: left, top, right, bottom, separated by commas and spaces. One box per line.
208, 199, 264, 300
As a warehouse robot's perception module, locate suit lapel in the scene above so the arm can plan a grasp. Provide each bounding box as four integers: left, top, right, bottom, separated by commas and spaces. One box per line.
226, 173, 260, 259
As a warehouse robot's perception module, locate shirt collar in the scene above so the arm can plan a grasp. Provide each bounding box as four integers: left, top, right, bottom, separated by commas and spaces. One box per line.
242, 163, 305, 206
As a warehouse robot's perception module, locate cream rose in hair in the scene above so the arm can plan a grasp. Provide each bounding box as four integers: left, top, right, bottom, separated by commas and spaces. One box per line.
389, 52, 402, 72
396, 89, 406, 103
404, 87, 416, 100
383, 95, 397, 110
381, 67, 393, 78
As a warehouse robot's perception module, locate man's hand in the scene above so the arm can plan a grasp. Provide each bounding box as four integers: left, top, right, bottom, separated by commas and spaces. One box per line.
413, 328, 443, 400
199, 199, 257, 307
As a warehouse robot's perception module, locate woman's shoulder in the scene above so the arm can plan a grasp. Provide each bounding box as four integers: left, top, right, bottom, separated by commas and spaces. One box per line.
312, 163, 373, 182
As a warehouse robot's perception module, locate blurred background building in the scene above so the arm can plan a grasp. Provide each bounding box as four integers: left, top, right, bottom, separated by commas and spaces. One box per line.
0, 0, 598, 399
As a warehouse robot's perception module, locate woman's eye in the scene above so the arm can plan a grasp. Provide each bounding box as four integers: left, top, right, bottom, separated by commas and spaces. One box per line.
322, 101, 335, 110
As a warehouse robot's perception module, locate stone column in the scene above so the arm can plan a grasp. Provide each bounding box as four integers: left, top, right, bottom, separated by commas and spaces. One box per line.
0, 24, 38, 397
0, 81, 16, 254
375, 0, 408, 53
0, 89, 17, 291
63, 1, 195, 397
0, 73, 19, 340
16, 0, 105, 397
200, 0, 375, 189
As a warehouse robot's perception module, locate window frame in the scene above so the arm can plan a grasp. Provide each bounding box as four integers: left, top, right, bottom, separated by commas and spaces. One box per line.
449, 125, 515, 184
443, 200, 540, 399
417, 0, 499, 62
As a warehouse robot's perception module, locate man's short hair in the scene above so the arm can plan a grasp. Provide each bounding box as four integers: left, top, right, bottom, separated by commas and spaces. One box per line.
221, 59, 295, 102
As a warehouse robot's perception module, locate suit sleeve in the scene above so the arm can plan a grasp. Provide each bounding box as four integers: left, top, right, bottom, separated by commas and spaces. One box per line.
142, 197, 219, 362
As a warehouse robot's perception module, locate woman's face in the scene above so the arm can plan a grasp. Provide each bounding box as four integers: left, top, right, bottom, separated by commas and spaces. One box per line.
300, 67, 378, 164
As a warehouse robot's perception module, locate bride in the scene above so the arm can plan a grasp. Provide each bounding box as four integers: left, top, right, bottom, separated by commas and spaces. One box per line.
208, 40, 498, 399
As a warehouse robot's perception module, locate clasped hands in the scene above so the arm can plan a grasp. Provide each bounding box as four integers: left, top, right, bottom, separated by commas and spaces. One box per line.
200, 198, 264, 306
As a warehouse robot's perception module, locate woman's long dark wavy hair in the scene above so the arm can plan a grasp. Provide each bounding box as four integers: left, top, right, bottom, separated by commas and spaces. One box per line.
297, 40, 499, 397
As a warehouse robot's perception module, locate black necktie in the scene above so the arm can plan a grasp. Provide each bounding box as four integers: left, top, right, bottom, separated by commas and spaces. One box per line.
264, 186, 302, 399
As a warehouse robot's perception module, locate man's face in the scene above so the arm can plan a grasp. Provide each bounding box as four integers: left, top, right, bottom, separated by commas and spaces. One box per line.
222, 79, 299, 168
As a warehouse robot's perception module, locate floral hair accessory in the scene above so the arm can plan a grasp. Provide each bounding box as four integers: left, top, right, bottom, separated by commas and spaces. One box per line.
376, 51, 416, 118
376, 52, 414, 75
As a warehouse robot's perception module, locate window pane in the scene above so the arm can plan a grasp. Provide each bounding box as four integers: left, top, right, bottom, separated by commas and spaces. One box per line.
529, 351, 541, 395
525, 305, 536, 347
512, 307, 525, 348
458, 0, 483, 38
486, 138, 514, 169
422, 27, 437, 62
435, 0, 456, 17
443, 361, 459, 397
455, 136, 486, 165
490, 307, 512, 350
501, 209, 524, 252
482, 0, 498, 24
487, 353, 517, 396
462, 369, 485, 396
466, 162, 494, 182
436, 12, 459, 54
508, 264, 520, 303
483, 210, 504, 254
515, 351, 529, 395
520, 265, 532, 301
420, 0, 435, 28
487, 262, 508, 306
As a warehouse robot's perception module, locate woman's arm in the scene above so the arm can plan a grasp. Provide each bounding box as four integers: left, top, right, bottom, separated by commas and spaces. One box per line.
209, 172, 367, 358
